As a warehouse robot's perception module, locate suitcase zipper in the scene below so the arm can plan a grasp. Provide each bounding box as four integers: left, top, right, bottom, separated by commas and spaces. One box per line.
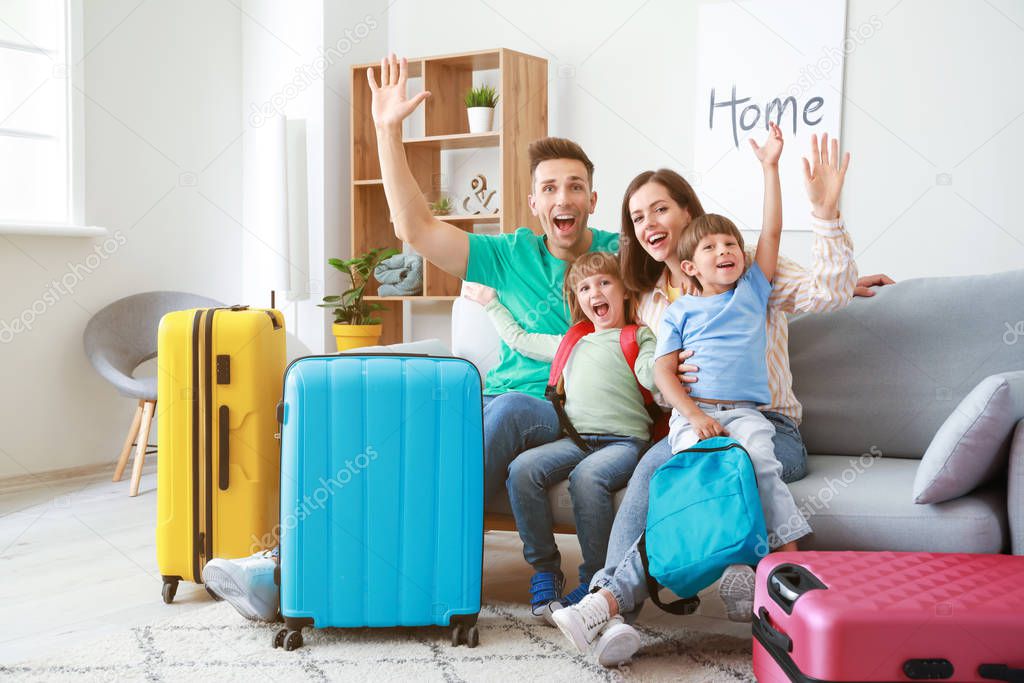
202, 309, 217, 570
190, 309, 203, 583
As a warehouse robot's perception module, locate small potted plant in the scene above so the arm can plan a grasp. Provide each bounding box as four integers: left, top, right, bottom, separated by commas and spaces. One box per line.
320, 246, 400, 351
464, 85, 499, 134
429, 195, 453, 216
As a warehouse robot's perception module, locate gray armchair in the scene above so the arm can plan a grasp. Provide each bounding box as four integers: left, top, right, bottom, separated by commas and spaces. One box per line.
83, 291, 221, 496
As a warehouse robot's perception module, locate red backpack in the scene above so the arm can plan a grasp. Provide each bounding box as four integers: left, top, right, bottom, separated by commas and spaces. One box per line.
544, 321, 670, 452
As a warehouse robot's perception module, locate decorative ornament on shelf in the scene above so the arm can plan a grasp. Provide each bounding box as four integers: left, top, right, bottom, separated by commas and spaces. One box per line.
461, 174, 499, 215
464, 85, 499, 134
374, 253, 423, 297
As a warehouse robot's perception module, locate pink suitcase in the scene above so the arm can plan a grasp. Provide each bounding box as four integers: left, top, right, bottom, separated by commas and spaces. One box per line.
753, 551, 1024, 683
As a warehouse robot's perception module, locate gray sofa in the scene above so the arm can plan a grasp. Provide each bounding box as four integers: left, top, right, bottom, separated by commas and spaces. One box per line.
450, 268, 1024, 555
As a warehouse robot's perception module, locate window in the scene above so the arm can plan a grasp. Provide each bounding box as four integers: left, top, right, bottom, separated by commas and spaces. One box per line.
0, 0, 73, 225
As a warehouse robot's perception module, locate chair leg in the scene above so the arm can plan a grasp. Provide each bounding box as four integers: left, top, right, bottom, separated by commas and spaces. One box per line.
113, 401, 144, 482
129, 400, 156, 497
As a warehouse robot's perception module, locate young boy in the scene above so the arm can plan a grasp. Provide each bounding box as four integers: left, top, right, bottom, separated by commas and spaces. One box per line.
553, 123, 813, 666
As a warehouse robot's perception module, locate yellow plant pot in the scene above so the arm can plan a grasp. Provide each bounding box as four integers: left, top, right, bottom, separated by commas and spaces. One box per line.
332, 323, 382, 352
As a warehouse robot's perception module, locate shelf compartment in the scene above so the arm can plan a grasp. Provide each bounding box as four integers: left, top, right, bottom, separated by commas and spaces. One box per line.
365, 295, 458, 302
404, 132, 500, 150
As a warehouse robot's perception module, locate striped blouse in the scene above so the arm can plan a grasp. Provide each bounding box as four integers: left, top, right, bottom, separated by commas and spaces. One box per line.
636, 214, 857, 423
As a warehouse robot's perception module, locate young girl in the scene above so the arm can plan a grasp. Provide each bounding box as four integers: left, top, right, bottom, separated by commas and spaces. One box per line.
463, 252, 656, 634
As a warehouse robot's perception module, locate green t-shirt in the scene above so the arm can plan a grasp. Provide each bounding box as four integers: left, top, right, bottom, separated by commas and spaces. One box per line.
465, 226, 620, 398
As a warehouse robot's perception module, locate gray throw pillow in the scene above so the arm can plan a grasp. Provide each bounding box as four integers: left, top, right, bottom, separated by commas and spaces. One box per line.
913, 371, 1024, 504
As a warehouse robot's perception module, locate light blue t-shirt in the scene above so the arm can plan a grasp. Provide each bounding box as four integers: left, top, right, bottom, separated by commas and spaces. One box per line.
655, 263, 772, 405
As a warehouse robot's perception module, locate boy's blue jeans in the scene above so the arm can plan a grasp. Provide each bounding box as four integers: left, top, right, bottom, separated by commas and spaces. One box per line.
507, 435, 648, 585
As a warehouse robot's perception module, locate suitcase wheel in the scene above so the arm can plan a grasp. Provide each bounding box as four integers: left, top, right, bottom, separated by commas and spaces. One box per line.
273, 627, 303, 651
161, 579, 178, 605
450, 624, 479, 648
283, 630, 303, 651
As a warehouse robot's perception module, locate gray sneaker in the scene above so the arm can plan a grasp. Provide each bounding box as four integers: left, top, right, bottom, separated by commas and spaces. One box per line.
202, 549, 279, 622
717, 564, 756, 622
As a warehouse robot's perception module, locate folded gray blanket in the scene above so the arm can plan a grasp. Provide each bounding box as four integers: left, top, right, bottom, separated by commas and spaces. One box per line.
374, 253, 423, 296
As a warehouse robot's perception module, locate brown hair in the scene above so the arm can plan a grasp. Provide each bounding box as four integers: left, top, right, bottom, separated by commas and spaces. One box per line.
677, 213, 745, 263
619, 169, 706, 292
562, 252, 636, 325
528, 137, 595, 188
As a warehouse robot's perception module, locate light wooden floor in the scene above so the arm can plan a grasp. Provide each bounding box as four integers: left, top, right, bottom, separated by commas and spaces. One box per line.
0, 461, 749, 665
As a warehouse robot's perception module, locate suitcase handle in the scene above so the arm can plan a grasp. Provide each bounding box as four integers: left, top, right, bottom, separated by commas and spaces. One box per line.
218, 405, 229, 490
767, 564, 827, 614
980, 665, 1024, 683
753, 607, 793, 653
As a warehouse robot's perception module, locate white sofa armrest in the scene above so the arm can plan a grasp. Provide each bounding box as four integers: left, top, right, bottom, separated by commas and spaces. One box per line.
451, 296, 502, 381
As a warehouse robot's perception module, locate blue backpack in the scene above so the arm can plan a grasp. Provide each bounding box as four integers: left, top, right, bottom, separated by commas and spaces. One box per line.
639, 436, 769, 614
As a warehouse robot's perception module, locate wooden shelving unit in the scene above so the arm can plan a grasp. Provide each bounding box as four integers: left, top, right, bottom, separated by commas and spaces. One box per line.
350, 48, 548, 344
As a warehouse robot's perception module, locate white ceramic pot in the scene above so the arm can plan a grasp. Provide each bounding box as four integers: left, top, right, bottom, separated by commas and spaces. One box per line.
467, 106, 494, 134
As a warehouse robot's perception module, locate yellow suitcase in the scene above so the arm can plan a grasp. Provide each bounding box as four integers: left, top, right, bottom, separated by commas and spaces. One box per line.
156, 305, 285, 603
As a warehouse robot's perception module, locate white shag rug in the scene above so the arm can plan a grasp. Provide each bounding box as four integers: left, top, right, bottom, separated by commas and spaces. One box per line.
2, 601, 754, 682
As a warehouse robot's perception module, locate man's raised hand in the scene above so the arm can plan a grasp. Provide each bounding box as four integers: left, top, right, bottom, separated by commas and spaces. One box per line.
367, 54, 431, 131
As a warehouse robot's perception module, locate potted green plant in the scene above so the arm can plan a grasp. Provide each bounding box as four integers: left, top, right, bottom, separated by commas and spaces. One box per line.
429, 195, 454, 216
464, 85, 499, 134
320, 246, 400, 351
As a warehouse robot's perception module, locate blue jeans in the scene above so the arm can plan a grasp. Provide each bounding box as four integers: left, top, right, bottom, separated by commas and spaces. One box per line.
591, 410, 809, 620
507, 435, 647, 583
482, 393, 561, 511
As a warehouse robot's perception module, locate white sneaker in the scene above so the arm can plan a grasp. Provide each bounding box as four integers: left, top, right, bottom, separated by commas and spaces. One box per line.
551, 592, 612, 654
593, 617, 641, 667
717, 564, 756, 622
201, 549, 279, 622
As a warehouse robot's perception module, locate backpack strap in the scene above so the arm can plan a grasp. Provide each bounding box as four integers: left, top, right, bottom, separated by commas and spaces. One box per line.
619, 325, 670, 442
545, 321, 595, 453
637, 532, 702, 615
618, 325, 655, 405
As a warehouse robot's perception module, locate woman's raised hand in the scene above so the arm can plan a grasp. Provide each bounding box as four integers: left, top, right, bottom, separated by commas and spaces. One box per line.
367, 54, 431, 131
803, 132, 850, 220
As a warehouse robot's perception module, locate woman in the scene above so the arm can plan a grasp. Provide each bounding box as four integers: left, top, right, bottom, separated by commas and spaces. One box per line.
574, 134, 861, 666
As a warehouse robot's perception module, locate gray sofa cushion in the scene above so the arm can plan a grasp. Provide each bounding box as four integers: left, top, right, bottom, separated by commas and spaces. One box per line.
789, 269, 1024, 459
913, 372, 1024, 504
791, 455, 1007, 553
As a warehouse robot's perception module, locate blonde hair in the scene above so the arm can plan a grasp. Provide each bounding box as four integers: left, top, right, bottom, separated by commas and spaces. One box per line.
562, 252, 637, 325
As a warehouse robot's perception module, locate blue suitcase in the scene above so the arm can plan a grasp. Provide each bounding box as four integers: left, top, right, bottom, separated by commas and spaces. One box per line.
273, 354, 484, 651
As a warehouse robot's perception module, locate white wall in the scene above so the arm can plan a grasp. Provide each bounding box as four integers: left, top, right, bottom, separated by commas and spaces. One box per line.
0, 0, 242, 479
240, 0, 325, 357
388, 0, 1024, 344
323, 0, 390, 349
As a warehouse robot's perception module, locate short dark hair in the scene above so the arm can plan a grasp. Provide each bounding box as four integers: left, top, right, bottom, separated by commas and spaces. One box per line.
528, 137, 594, 188
619, 169, 706, 292
678, 213, 745, 262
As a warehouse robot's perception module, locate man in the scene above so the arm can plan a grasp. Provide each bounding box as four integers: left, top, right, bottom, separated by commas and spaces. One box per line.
370, 54, 622, 506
